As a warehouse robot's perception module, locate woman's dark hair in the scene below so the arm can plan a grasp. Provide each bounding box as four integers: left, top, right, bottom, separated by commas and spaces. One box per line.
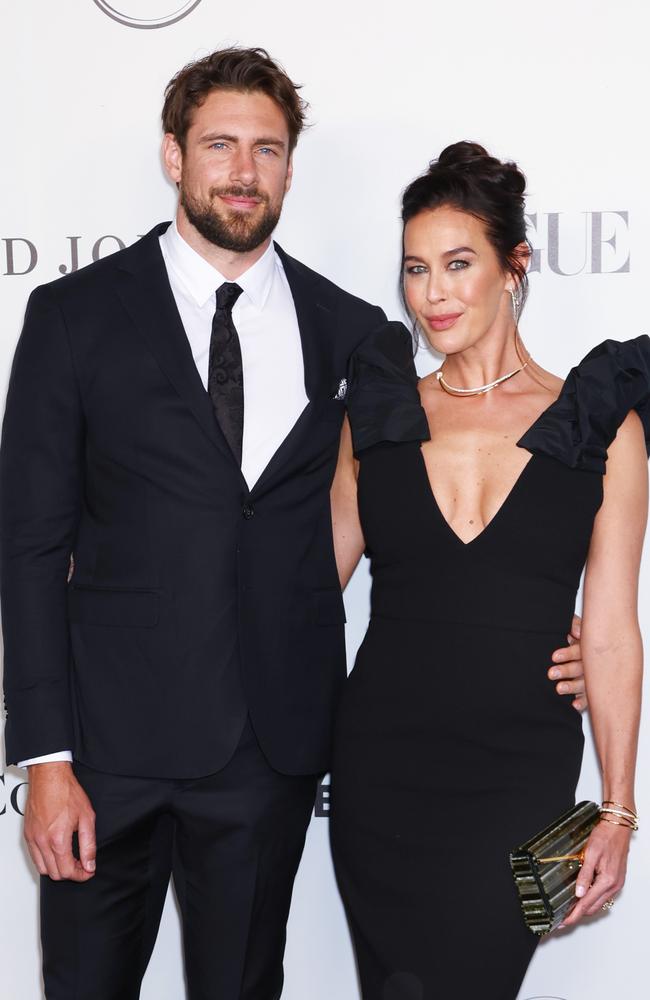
401, 140, 531, 318
162, 47, 308, 153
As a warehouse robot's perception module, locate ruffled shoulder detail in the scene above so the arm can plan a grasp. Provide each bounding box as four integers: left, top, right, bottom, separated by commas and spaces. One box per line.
518, 335, 650, 473
347, 321, 431, 457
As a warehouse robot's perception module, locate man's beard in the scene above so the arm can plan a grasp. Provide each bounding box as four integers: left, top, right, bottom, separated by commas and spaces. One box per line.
180, 183, 282, 253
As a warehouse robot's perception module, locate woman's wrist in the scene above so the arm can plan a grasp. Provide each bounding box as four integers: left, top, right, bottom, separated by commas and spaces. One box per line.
598, 798, 639, 831
601, 783, 636, 812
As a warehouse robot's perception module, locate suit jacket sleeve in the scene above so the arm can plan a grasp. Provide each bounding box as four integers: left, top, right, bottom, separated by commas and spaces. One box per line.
1, 285, 84, 764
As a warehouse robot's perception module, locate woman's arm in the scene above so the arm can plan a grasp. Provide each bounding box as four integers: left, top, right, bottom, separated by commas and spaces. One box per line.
562, 409, 648, 927
331, 417, 366, 591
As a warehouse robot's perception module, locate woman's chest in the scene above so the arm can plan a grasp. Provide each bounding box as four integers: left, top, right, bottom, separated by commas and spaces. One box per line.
419, 428, 534, 544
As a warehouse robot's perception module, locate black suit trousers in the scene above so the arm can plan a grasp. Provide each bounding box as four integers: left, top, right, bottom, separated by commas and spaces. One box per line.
40, 717, 318, 1000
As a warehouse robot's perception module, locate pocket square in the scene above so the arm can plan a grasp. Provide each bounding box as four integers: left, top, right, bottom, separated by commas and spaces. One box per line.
332, 378, 348, 401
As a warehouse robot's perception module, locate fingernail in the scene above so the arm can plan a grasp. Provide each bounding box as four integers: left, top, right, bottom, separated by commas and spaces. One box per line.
549, 668, 561, 679
87, 860, 96, 872
558, 683, 568, 693
552, 652, 562, 662
558, 923, 565, 929
575, 885, 586, 898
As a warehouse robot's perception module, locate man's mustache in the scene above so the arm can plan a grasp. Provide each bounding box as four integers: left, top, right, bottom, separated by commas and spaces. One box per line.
210, 186, 270, 204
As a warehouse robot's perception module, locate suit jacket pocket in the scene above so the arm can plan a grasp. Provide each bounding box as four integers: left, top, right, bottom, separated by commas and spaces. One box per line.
67, 585, 160, 628
312, 587, 346, 626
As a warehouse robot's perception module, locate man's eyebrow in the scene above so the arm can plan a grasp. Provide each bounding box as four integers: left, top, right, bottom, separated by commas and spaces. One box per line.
198, 132, 286, 148
253, 137, 286, 148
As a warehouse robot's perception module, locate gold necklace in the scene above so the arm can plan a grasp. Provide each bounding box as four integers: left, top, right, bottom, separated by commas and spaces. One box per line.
435, 360, 529, 397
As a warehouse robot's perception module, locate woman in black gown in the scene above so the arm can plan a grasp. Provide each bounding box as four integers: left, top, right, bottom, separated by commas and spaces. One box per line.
329, 143, 649, 999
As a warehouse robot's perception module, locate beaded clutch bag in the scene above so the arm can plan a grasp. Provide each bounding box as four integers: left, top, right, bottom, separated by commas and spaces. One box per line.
509, 800, 601, 935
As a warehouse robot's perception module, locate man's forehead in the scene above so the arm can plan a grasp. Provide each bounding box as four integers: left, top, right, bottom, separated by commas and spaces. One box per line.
190, 88, 288, 135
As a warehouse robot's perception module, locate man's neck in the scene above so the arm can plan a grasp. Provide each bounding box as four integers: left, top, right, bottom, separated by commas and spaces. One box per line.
175, 209, 272, 280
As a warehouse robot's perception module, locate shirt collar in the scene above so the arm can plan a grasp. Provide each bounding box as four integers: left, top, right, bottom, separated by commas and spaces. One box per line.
160, 219, 276, 310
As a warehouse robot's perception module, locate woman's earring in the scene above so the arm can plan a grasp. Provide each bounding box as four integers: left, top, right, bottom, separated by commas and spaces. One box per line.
510, 287, 522, 323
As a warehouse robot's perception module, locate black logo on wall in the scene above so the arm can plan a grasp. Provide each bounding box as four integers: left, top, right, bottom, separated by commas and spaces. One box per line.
92, 1, 203, 29
0, 773, 28, 817
0, 213, 631, 279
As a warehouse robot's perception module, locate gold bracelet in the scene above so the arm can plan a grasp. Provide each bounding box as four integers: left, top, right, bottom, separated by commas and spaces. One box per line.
599, 814, 638, 831
602, 800, 638, 819
600, 801, 639, 830
601, 807, 637, 820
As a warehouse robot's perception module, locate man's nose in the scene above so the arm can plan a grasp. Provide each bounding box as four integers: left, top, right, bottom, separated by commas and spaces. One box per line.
230, 147, 257, 187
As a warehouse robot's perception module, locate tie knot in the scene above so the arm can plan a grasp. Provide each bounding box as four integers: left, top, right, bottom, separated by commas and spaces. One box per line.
215, 282, 243, 313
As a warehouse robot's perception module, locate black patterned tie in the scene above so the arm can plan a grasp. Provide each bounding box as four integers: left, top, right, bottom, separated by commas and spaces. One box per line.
208, 282, 244, 464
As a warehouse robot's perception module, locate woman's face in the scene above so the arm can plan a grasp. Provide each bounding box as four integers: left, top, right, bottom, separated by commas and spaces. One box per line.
403, 205, 514, 357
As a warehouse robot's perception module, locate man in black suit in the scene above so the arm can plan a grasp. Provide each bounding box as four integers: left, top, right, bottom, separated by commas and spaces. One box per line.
0, 47, 586, 999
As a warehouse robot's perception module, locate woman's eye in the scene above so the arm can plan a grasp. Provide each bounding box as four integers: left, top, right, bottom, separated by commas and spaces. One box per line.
406, 265, 427, 275
449, 259, 469, 270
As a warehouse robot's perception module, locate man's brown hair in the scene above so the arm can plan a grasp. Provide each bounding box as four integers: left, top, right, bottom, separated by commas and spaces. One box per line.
162, 47, 308, 153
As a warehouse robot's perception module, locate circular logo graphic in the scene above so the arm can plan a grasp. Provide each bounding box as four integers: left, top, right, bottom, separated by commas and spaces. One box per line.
92, 1, 203, 29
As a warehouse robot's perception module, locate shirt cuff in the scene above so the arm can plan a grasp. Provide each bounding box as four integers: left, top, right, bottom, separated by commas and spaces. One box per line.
17, 751, 74, 768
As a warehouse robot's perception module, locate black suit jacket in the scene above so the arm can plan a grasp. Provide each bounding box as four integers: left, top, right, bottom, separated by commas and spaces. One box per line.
0, 223, 385, 777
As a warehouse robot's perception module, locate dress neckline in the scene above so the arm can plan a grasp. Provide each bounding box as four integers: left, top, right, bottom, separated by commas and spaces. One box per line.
417, 448, 537, 548
415, 379, 564, 547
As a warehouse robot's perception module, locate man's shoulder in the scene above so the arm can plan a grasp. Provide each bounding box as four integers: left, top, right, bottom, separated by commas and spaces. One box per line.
30, 223, 168, 306
274, 244, 382, 319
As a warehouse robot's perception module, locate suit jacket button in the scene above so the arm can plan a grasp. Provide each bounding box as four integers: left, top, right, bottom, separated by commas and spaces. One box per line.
242, 503, 254, 519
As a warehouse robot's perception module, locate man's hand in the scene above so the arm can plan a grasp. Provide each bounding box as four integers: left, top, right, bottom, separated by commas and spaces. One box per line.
548, 613, 587, 712
24, 762, 96, 881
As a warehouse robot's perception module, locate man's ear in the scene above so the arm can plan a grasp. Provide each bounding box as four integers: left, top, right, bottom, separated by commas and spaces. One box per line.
162, 133, 183, 185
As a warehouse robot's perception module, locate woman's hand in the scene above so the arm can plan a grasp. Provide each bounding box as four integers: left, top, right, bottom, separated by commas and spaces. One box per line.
559, 820, 632, 928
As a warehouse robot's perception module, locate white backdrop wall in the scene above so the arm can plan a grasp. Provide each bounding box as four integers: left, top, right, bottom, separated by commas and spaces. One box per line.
1, 2, 648, 998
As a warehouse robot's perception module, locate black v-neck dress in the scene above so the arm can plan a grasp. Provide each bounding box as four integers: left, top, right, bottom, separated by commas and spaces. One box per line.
330, 323, 650, 1000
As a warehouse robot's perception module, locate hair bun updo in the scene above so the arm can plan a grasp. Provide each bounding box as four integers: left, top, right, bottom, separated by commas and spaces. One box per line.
433, 141, 527, 198
402, 139, 531, 311
435, 140, 489, 169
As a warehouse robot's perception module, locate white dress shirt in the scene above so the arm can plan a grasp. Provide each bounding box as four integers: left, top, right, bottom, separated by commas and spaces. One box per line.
19, 221, 308, 768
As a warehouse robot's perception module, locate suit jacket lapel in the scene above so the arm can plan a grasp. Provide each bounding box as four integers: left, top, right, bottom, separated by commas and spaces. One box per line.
250, 245, 338, 497
114, 224, 243, 474
275, 244, 334, 403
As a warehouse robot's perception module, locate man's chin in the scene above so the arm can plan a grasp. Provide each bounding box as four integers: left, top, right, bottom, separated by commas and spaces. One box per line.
213, 218, 278, 253
217, 222, 270, 253
200, 223, 273, 254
